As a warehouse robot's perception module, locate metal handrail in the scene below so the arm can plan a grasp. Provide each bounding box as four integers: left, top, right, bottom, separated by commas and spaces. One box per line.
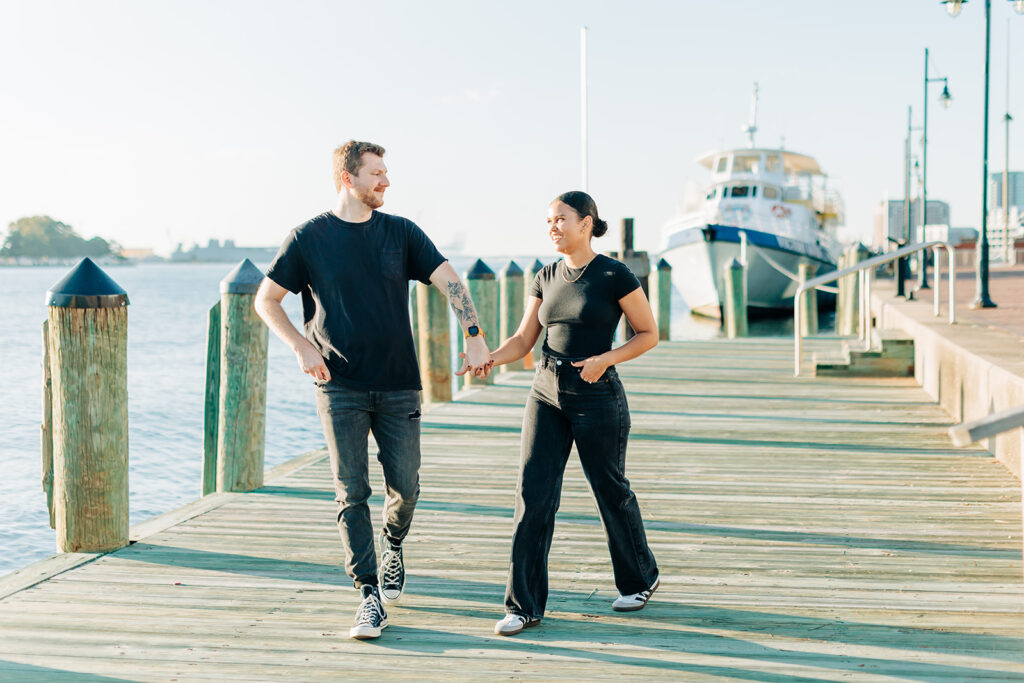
793, 240, 955, 377
950, 405, 1024, 446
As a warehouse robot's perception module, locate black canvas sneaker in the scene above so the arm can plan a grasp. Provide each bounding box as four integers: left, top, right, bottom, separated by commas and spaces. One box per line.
378, 532, 405, 605
349, 584, 388, 639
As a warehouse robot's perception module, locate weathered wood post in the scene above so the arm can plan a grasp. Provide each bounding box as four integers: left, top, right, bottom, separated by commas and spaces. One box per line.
723, 258, 748, 339
650, 258, 672, 341
216, 259, 268, 493
417, 281, 452, 404
464, 259, 497, 387
41, 321, 55, 529
524, 259, 544, 370
835, 248, 851, 335
798, 262, 818, 337
201, 301, 221, 496
609, 218, 650, 340
499, 260, 524, 372
409, 282, 419, 360
45, 257, 129, 553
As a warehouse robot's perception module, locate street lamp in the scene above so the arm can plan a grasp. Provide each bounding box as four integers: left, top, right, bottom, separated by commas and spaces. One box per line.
941, 0, 1022, 309
918, 48, 952, 291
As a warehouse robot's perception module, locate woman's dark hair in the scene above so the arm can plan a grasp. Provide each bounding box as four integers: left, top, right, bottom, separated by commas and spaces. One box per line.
555, 190, 608, 238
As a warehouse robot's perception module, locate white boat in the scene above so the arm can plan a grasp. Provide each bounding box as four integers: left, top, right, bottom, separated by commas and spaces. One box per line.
658, 88, 844, 318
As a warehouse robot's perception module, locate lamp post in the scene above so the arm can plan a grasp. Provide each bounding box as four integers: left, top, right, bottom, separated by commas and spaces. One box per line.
918, 48, 953, 290
942, 0, 1023, 309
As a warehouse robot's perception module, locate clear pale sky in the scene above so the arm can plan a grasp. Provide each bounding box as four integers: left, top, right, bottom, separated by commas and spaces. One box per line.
1, 1, 1021, 257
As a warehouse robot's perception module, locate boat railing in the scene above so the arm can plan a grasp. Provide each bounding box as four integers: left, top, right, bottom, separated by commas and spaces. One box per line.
793, 240, 955, 377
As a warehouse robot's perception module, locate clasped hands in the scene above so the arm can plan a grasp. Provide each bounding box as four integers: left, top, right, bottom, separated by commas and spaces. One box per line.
456, 336, 494, 379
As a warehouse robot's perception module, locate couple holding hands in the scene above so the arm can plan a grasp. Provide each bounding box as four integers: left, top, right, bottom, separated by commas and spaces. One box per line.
255, 141, 660, 640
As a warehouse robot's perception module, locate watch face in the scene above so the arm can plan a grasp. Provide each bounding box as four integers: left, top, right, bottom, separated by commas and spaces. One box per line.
467, 325, 480, 337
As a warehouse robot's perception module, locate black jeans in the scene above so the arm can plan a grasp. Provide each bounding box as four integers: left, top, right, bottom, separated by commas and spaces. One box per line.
315, 383, 421, 588
504, 356, 658, 619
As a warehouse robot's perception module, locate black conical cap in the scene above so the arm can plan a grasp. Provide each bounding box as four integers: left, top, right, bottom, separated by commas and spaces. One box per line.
657, 258, 672, 270
46, 257, 129, 308
501, 260, 523, 277
220, 258, 265, 294
465, 258, 495, 280
529, 258, 544, 275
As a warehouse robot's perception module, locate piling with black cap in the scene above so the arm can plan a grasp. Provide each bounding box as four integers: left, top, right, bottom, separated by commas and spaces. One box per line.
216, 259, 268, 492
45, 257, 130, 553
464, 259, 497, 387
523, 258, 544, 370
723, 258, 748, 339
499, 260, 524, 372
417, 281, 452, 404
651, 258, 672, 341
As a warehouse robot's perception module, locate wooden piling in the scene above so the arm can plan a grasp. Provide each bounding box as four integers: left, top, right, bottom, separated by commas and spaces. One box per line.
723, 258, 748, 338
836, 248, 851, 335
499, 260, 524, 372
40, 320, 55, 530
202, 302, 221, 496
417, 281, 452, 404
464, 259, 497, 387
651, 258, 672, 341
798, 262, 818, 337
45, 258, 129, 553
216, 259, 268, 493
524, 259, 544, 370
409, 283, 419, 361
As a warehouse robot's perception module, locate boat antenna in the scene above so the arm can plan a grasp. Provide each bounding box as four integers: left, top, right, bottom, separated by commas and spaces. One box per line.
742, 82, 759, 148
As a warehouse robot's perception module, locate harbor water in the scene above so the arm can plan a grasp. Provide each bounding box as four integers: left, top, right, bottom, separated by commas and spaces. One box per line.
0, 260, 798, 575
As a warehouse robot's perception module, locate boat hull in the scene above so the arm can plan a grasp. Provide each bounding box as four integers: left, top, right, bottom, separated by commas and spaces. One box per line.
661, 224, 836, 319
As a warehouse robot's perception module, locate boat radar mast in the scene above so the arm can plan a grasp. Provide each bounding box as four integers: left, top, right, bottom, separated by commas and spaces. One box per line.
742, 82, 759, 148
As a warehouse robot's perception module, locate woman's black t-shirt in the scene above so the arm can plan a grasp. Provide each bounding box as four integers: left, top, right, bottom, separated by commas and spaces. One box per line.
529, 254, 641, 359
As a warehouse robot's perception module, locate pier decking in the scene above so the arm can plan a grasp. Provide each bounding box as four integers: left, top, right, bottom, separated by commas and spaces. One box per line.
1, 339, 1022, 681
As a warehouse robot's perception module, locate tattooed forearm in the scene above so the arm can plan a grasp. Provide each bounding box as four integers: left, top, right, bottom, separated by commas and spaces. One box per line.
445, 281, 479, 327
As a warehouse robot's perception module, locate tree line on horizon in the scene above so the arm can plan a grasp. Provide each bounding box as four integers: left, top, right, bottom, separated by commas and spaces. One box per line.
0, 216, 120, 260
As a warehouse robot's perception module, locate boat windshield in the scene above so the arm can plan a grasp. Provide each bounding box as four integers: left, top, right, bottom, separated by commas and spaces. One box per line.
733, 155, 760, 174
729, 185, 751, 198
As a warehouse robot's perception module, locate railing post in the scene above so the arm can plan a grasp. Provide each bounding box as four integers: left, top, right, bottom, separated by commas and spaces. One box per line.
417, 281, 452, 404
651, 258, 672, 341
45, 258, 130, 553
217, 259, 268, 493
524, 259, 544, 370
798, 263, 818, 337
499, 260, 525, 372
464, 259, 497, 387
723, 258, 748, 339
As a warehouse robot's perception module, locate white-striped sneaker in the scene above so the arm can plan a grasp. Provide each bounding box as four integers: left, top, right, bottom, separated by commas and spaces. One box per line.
611, 577, 660, 612
349, 585, 388, 639
493, 613, 541, 636
378, 532, 405, 605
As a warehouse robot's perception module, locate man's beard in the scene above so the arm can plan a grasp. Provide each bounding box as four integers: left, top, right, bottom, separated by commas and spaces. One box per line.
355, 186, 384, 209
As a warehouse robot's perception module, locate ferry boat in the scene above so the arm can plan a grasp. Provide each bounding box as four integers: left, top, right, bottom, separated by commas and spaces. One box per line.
658, 89, 844, 318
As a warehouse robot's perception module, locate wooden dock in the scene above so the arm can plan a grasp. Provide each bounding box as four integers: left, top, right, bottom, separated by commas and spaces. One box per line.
1, 339, 1022, 681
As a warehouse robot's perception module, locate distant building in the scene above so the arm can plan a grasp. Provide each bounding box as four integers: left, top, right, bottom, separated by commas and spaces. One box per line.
988, 170, 1024, 211
872, 198, 951, 250
170, 239, 277, 263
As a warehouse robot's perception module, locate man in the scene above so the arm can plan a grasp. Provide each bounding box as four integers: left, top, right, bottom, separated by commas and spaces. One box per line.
255, 140, 490, 640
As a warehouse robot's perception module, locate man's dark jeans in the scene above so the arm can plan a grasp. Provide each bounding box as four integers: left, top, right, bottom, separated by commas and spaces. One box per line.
505, 356, 659, 619
315, 383, 421, 588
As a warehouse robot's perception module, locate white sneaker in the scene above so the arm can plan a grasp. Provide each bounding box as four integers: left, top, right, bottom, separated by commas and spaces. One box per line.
349, 585, 388, 639
493, 613, 541, 636
611, 577, 660, 612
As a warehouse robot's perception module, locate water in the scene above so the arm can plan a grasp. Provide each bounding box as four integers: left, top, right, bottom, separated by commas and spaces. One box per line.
0, 260, 808, 576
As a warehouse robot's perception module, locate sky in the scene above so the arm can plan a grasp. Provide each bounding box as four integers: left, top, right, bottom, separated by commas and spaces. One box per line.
1, 1, 1022, 258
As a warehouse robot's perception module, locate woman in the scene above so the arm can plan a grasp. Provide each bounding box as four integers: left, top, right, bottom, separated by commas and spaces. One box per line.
481, 191, 660, 636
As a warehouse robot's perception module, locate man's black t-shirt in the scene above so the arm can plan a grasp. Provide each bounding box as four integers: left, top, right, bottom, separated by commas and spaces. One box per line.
530, 254, 641, 359
265, 211, 445, 390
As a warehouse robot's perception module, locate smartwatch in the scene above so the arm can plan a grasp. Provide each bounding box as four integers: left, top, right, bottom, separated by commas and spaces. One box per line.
464, 325, 485, 339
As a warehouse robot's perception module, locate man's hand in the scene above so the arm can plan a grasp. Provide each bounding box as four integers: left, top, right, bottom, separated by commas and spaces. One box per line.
295, 340, 331, 382
464, 335, 491, 371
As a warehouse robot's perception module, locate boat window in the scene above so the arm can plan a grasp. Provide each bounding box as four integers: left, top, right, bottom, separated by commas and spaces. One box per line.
733, 155, 759, 173
715, 157, 728, 173
751, 186, 758, 197
765, 155, 781, 172
730, 185, 750, 198
763, 186, 779, 199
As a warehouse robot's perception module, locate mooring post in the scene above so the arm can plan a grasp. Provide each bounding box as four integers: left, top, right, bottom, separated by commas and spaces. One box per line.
835, 248, 851, 335
524, 259, 544, 370
610, 217, 651, 340
201, 301, 221, 496
45, 257, 130, 553
723, 258, 748, 339
464, 259, 497, 387
409, 282, 419, 361
417, 281, 452, 404
499, 260, 525, 372
798, 262, 818, 337
217, 259, 268, 493
651, 258, 672, 341
41, 320, 55, 529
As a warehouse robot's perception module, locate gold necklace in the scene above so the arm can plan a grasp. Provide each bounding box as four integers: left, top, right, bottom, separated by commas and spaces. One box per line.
560, 256, 595, 283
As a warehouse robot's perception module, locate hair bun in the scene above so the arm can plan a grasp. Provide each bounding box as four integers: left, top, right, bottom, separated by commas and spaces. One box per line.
592, 218, 608, 238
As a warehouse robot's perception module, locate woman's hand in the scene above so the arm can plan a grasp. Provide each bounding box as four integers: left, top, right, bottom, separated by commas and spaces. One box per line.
455, 352, 495, 378
571, 355, 609, 383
